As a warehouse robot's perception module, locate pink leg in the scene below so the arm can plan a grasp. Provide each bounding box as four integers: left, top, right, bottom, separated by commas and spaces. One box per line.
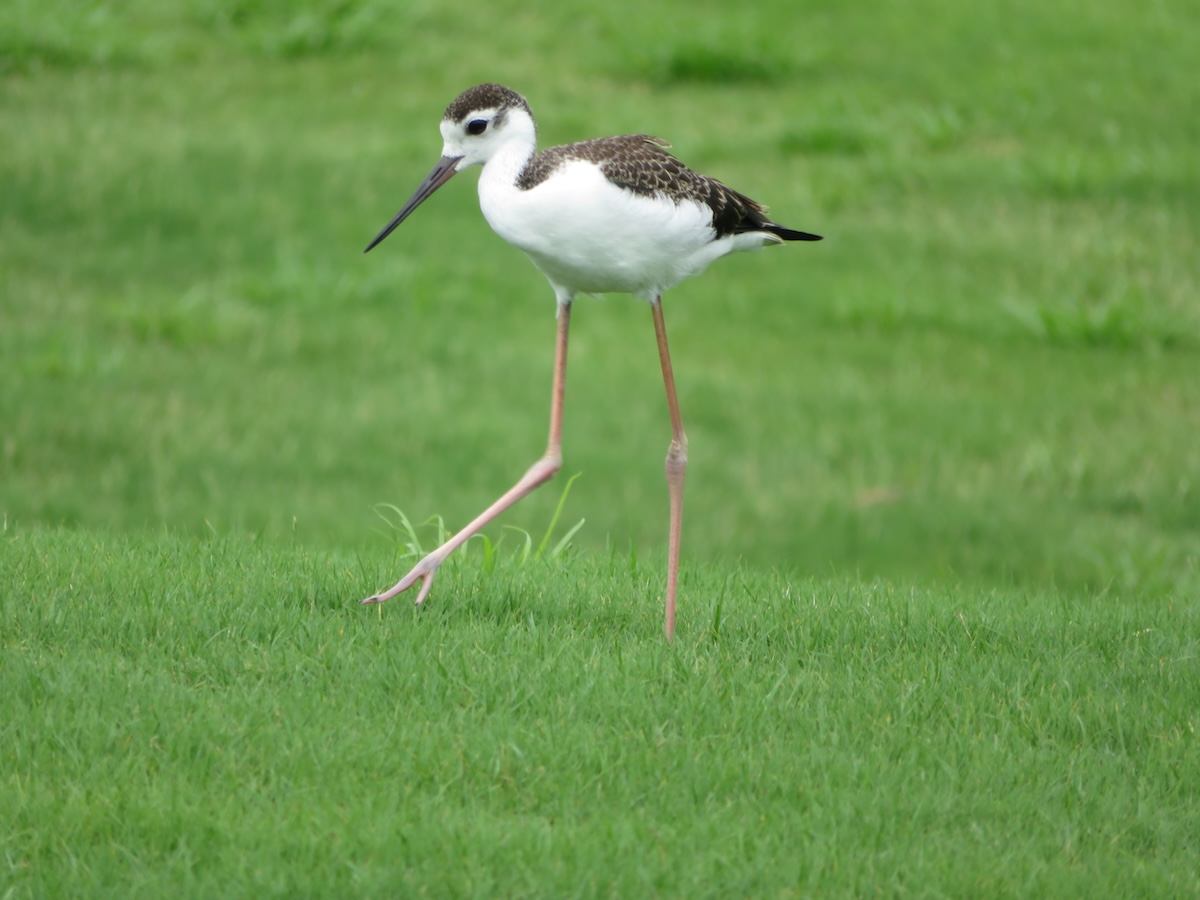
362, 301, 572, 606
651, 296, 687, 641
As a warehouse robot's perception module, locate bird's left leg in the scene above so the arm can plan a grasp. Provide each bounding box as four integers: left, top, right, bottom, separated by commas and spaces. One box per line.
651, 295, 687, 641
361, 301, 572, 606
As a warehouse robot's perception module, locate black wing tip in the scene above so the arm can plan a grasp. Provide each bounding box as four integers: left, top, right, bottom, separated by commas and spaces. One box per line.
770, 226, 823, 242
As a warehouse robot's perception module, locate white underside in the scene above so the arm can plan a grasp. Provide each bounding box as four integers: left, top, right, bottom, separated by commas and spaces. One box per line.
475, 153, 777, 303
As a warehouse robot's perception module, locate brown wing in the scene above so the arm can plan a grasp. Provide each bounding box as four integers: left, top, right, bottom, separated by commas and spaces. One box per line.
599, 140, 821, 241
518, 135, 820, 241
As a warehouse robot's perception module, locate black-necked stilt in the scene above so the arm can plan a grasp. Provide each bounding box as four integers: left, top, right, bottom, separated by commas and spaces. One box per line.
362, 83, 821, 640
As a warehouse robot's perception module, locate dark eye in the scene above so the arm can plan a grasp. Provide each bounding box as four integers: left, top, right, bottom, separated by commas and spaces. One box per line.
466, 118, 488, 135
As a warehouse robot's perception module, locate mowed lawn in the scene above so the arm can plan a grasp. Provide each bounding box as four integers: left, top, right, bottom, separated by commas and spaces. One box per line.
2, 0, 1199, 895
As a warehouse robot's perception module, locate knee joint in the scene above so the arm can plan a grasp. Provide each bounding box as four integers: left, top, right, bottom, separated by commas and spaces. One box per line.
665, 434, 688, 469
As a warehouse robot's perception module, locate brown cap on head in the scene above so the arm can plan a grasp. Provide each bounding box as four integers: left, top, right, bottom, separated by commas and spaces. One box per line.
443, 83, 531, 123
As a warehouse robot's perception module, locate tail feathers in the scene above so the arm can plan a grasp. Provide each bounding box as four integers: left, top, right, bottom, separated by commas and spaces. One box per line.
764, 223, 823, 242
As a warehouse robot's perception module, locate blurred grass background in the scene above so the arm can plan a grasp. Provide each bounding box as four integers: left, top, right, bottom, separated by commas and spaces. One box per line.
3, 2, 1199, 895
2, 0, 1197, 599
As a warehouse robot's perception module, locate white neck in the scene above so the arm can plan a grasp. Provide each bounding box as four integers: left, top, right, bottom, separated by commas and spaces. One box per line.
479, 135, 536, 194
475, 111, 539, 237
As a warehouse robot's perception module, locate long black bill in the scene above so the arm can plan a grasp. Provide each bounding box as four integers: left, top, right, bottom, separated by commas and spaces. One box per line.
364, 155, 462, 253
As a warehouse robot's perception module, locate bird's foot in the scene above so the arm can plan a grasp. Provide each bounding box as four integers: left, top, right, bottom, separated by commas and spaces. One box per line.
360, 552, 443, 607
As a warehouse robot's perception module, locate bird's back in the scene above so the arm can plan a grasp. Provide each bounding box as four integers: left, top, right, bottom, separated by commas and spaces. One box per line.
519, 135, 804, 240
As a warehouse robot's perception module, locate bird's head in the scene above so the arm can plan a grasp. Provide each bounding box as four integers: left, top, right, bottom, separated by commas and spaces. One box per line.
365, 84, 535, 253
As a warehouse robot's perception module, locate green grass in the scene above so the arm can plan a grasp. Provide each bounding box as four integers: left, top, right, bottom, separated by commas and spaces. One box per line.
5, 527, 1198, 896
2, 0, 1199, 894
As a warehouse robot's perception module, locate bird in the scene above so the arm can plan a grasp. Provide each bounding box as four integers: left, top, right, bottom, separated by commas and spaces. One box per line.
361, 83, 821, 640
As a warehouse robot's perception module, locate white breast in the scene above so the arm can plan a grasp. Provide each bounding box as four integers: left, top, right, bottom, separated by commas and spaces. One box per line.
478, 158, 734, 298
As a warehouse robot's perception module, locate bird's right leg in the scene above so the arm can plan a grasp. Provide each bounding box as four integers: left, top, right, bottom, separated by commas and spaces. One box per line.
361, 301, 572, 606
650, 295, 687, 642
